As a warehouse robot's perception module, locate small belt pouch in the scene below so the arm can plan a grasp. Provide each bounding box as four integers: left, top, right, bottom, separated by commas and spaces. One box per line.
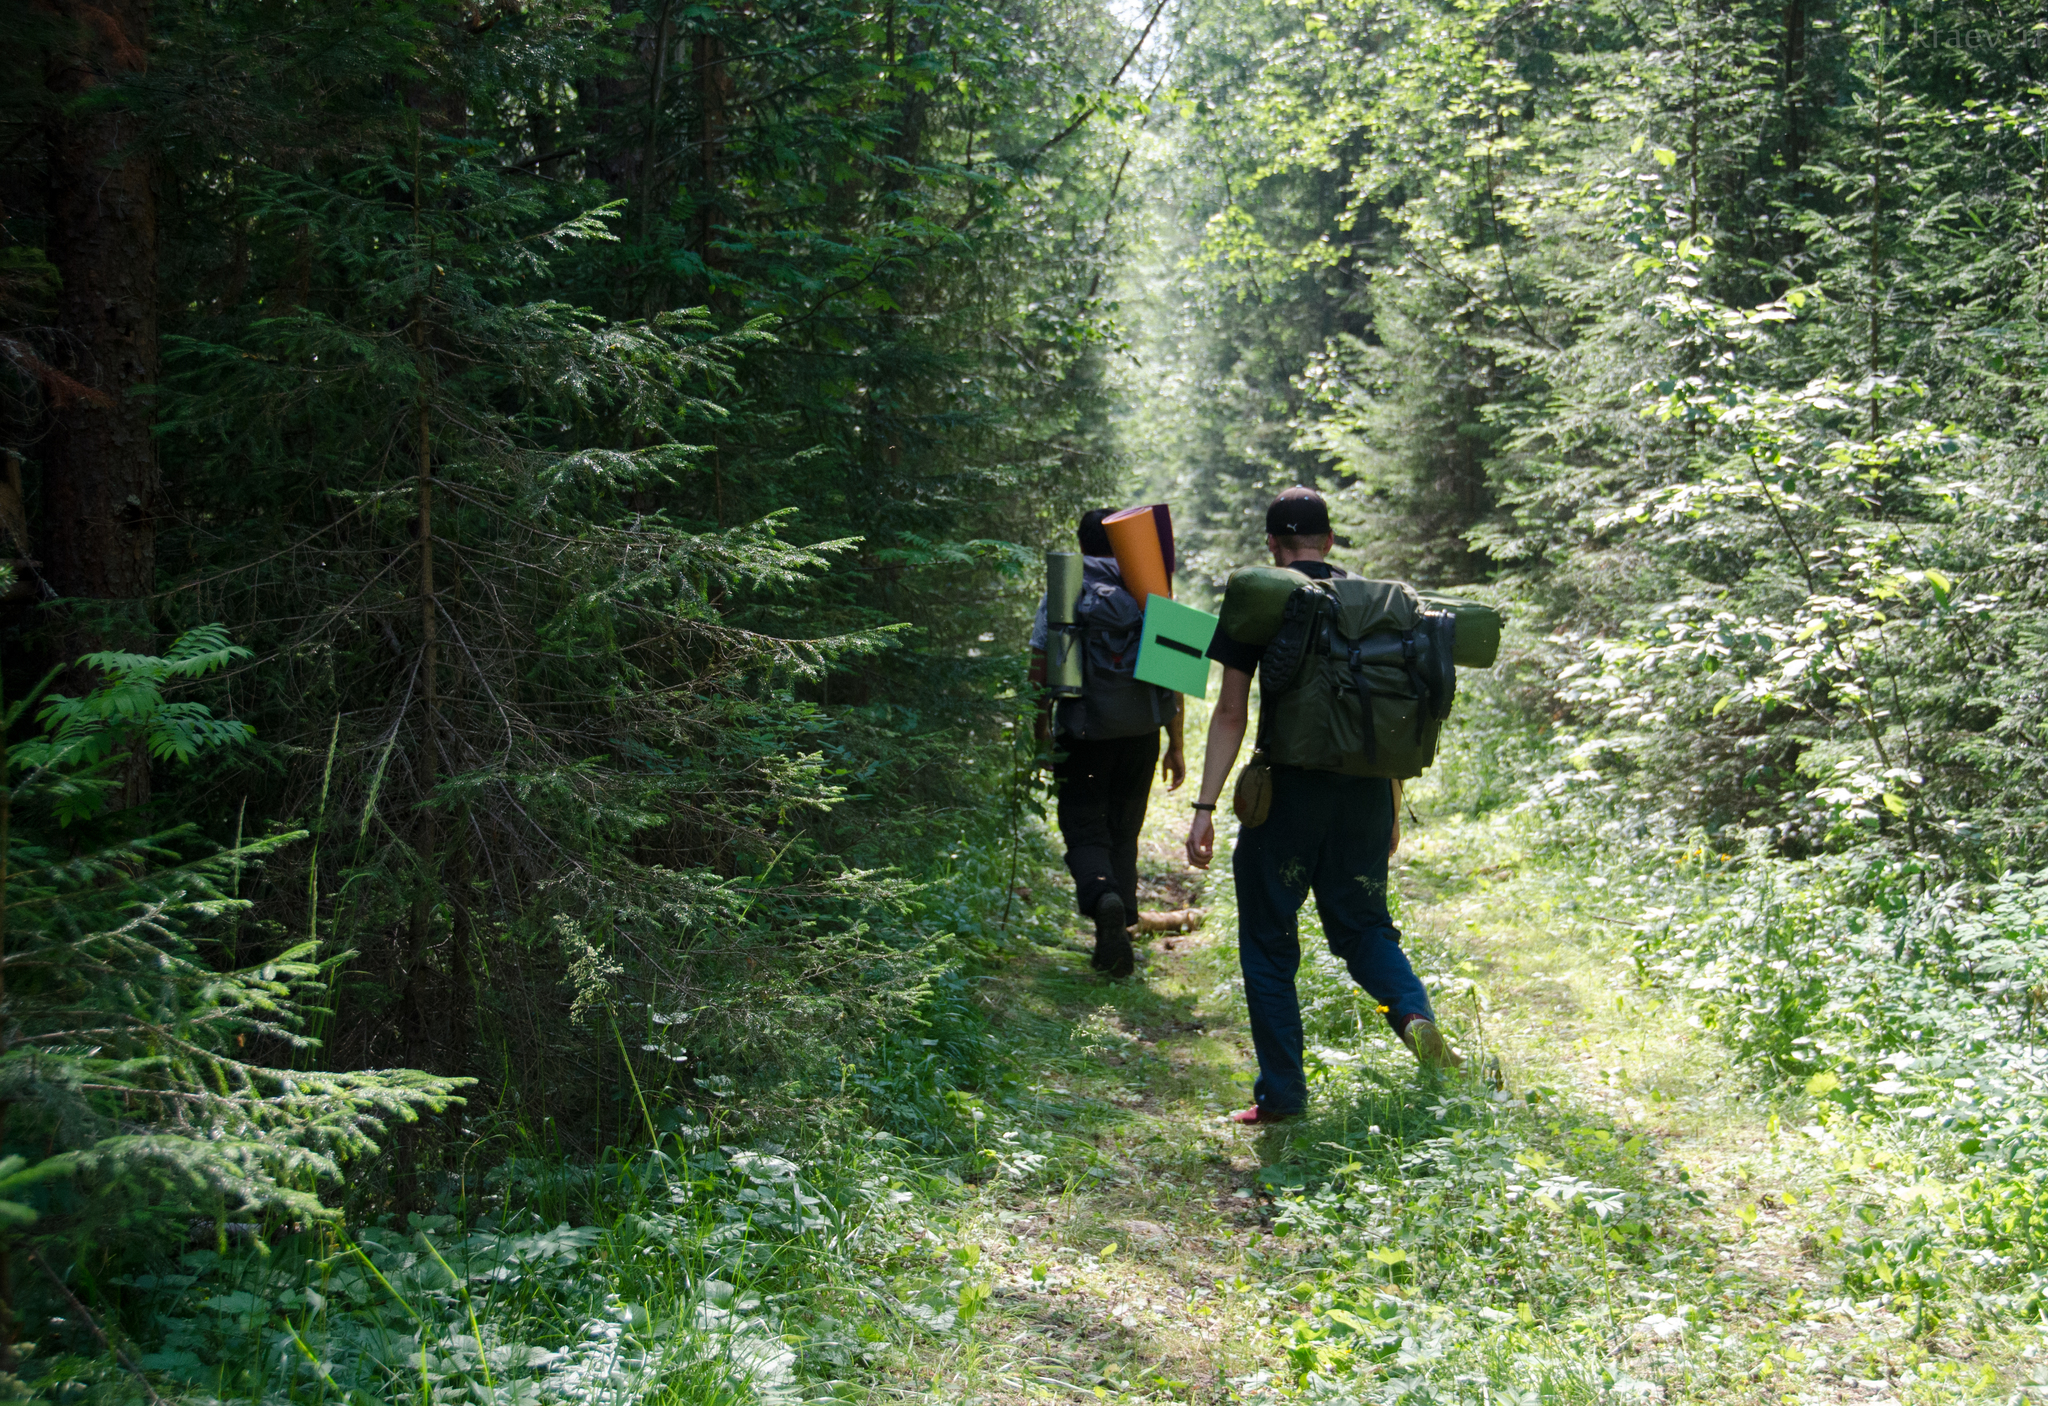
1233, 752, 1273, 828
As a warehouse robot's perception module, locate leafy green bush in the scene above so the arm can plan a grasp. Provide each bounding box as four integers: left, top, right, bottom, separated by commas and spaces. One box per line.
1639, 857, 2048, 1179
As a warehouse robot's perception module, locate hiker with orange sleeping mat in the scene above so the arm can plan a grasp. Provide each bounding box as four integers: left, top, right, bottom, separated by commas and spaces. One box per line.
1029, 509, 1185, 977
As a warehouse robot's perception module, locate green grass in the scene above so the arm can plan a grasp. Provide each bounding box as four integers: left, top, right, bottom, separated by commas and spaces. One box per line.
48, 738, 2048, 1405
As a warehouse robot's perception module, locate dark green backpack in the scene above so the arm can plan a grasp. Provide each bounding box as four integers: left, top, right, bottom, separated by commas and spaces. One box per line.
1218, 567, 1501, 780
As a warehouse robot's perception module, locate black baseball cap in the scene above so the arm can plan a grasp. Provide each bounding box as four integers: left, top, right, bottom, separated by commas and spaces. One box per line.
1265, 487, 1331, 537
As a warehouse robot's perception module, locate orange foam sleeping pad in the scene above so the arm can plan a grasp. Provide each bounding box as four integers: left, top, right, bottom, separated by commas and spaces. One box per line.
1105, 505, 1171, 603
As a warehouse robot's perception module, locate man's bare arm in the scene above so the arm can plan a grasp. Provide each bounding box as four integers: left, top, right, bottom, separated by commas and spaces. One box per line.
1162, 701, 1187, 790
1196, 669, 1249, 803
1028, 647, 1050, 748
1185, 667, 1252, 869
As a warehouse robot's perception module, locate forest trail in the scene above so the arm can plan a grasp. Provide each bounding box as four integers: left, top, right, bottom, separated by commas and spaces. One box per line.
8, 0, 2042, 1396
876, 778, 1993, 1405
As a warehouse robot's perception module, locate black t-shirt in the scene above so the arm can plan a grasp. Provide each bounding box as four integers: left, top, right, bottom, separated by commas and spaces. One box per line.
1206, 560, 1348, 676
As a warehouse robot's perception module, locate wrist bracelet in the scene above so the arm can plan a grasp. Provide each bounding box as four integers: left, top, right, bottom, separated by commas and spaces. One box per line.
1191, 802, 1216, 811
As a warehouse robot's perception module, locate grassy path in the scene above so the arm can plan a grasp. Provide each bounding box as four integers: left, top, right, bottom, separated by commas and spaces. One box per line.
866, 772, 2023, 1405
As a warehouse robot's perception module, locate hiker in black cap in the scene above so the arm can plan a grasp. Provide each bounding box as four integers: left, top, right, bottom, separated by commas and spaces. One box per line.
1029, 510, 1187, 976
1183, 487, 1457, 1123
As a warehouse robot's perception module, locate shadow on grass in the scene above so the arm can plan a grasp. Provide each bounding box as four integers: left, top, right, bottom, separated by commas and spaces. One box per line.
1244, 1065, 1672, 1203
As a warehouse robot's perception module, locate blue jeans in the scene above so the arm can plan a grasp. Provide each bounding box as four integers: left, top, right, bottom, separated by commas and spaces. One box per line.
1232, 767, 1433, 1116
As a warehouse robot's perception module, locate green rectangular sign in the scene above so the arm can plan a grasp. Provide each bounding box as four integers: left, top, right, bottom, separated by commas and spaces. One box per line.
1135, 595, 1219, 698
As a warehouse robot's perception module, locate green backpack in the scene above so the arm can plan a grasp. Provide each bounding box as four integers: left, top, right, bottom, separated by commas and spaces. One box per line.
1218, 567, 1502, 780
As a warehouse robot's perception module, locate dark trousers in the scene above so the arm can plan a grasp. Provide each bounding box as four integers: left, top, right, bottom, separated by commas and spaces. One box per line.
1053, 733, 1159, 917
1232, 767, 1432, 1116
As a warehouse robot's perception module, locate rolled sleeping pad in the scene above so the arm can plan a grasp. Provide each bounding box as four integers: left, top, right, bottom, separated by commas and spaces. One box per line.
1417, 593, 1504, 668
1221, 570, 1503, 668
1218, 566, 1315, 646
1105, 505, 1173, 603
1045, 551, 1085, 696
1047, 629, 1084, 696
1046, 551, 1084, 625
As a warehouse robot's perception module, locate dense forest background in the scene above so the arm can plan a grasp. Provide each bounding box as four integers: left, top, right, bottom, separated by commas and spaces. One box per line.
1125, 0, 2048, 871
3, 0, 2047, 1398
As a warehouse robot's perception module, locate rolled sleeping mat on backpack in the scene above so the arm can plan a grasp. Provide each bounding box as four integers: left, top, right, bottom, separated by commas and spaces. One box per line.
1047, 630, 1084, 696
1217, 566, 1316, 647
1046, 552, 1084, 625
1221, 570, 1504, 667
1104, 505, 1173, 604
1045, 552, 1085, 696
1416, 593, 1504, 668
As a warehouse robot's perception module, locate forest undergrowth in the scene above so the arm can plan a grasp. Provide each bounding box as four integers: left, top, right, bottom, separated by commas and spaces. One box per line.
52, 685, 2048, 1406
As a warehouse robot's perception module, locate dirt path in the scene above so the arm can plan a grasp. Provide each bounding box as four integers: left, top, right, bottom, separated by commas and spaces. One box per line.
869, 782, 2009, 1405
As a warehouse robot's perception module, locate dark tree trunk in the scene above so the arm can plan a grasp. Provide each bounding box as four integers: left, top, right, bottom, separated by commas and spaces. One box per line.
449, 809, 475, 1066
692, 28, 732, 307
41, 0, 159, 809
579, 2, 678, 320
582, 2, 672, 195
880, 22, 929, 199
579, 66, 641, 192
1779, 0, 1811, 172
